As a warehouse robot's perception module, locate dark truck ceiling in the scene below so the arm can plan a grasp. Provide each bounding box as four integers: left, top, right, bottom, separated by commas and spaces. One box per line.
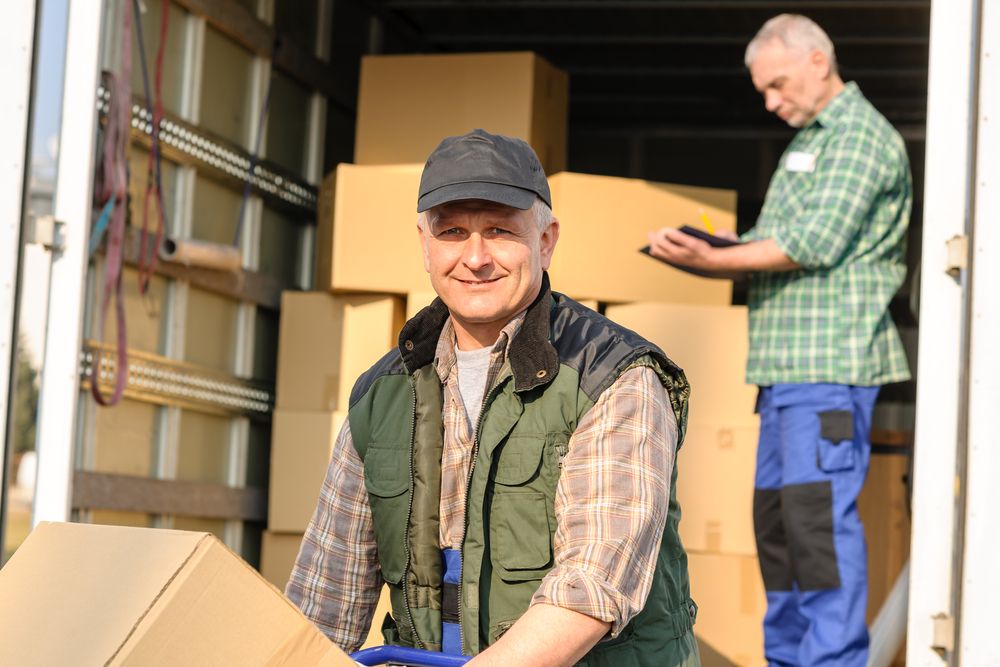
359, 0, 929, 138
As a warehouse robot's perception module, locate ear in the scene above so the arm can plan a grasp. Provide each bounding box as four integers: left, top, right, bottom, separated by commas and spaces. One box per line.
418, 222, 431, 273
810, 49, 831, 78
539, 218, 560, 271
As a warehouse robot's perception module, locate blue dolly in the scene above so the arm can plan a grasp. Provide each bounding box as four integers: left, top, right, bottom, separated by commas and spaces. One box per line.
351, 550, 470, 666
350, 646, 470, 666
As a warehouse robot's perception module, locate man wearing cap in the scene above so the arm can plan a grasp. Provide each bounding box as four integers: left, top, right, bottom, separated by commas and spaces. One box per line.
648, 14, 911, 667
287, 129, 700, 666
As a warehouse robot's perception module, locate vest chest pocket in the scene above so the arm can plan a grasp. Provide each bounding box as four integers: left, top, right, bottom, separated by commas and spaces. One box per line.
489, 436, 555, 581
364, 445, 411, 584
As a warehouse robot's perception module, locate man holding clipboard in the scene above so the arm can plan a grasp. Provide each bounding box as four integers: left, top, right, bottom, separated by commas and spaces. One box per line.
648, 14, 911, 667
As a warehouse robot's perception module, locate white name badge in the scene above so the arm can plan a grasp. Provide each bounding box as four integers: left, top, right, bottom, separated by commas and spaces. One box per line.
785, 151, 817, 173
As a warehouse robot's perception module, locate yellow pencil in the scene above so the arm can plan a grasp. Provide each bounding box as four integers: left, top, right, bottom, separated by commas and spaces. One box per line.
699, 210, 716, 235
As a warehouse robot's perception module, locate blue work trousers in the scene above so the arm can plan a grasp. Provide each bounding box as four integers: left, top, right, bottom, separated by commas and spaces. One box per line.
753, 383, 879, 667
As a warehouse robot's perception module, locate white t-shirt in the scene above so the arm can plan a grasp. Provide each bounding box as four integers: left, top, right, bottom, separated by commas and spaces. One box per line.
454, 344, 492, 429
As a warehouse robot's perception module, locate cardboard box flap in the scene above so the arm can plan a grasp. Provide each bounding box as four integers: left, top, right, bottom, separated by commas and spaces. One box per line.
0, 522, 355, 666
0, 521, 209, 665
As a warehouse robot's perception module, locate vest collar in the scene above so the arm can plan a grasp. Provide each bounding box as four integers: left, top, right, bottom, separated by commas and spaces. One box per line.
397, 273, 560, 393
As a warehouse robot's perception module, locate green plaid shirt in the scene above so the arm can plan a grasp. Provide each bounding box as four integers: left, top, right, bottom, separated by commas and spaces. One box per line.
741, 82, 912, 386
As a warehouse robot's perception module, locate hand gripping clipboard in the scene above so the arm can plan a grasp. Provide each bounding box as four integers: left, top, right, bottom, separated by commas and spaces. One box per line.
639, 225, 741, 278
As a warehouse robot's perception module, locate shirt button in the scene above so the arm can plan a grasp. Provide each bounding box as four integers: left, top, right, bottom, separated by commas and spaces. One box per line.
404, 340, 414, 351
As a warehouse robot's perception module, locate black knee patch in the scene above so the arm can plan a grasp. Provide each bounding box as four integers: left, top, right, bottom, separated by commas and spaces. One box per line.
782, 481, 841, 591
754, 489, 793, 591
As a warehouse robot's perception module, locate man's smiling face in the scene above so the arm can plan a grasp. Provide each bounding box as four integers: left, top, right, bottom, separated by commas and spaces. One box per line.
419, 199, 558, 347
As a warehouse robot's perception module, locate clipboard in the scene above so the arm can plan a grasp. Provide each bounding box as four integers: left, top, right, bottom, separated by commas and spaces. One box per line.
639, 226, 741, 278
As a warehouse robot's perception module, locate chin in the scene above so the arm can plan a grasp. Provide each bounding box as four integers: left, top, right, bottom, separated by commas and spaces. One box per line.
452, 306, 506, 325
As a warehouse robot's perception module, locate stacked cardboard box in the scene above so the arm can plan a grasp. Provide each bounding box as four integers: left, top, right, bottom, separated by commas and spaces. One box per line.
354, 52, 569, 174
266, 289, 405, 537
267, 291, 403, 543
0, 522, 354, 665
267, 410, 346, 534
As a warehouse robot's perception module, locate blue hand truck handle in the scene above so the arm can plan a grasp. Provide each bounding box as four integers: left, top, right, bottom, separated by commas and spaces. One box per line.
350, 645, 471, 666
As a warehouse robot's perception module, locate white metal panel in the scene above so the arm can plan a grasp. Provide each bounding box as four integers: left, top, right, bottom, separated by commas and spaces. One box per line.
32, 2, 104, 525
0, 2, 37, 512
906, 0, 979, 663
959, 0, 1000, 662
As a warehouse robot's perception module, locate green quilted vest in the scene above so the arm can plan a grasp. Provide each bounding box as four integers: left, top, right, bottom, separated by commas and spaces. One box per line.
348, 277, 700, 666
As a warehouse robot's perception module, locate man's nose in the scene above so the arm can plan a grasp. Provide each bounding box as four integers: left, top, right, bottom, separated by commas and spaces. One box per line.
462, 233, 493, 270
764, 90, 781, 112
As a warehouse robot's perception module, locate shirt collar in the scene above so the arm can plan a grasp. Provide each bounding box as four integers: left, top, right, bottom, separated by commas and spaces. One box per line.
434, 311, 527, 384
813, 80, 860, 129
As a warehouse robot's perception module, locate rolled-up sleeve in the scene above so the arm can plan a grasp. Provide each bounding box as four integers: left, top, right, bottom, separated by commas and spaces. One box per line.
530, 365, 678, 637
285, 418, 383, 651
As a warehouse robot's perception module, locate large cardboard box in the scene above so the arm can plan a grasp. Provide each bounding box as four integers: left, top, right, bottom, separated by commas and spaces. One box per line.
355, 52, 568, 174
676, 424, 758, 556
269, 410, 346, 532
604, 303, 757, 428
317, 164, 428, 295
317, 164, 736, 305
0, 522, 353, 666
547, 172, 737, 304
261, 531, 392, 651
689, 551, 767, 667
276, 291, 404, 412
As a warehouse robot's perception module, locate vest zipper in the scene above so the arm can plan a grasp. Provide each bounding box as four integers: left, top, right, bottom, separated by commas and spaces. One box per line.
457, 375, 506, 655
402, 379, 424, 649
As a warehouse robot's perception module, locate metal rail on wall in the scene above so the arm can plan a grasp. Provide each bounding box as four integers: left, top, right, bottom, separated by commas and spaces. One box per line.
80, 340, 274, 418
96, 86, 318, 215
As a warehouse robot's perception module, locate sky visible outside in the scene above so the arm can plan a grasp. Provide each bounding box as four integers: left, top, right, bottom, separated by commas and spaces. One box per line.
21, 0, 69, 367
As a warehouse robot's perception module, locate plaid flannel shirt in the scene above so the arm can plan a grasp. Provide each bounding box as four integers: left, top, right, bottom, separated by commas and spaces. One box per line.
741, 81, 912, 386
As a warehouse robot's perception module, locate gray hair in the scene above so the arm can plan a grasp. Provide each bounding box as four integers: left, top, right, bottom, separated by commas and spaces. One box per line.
417, 196, 555, 233
745, 14, 838, 73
